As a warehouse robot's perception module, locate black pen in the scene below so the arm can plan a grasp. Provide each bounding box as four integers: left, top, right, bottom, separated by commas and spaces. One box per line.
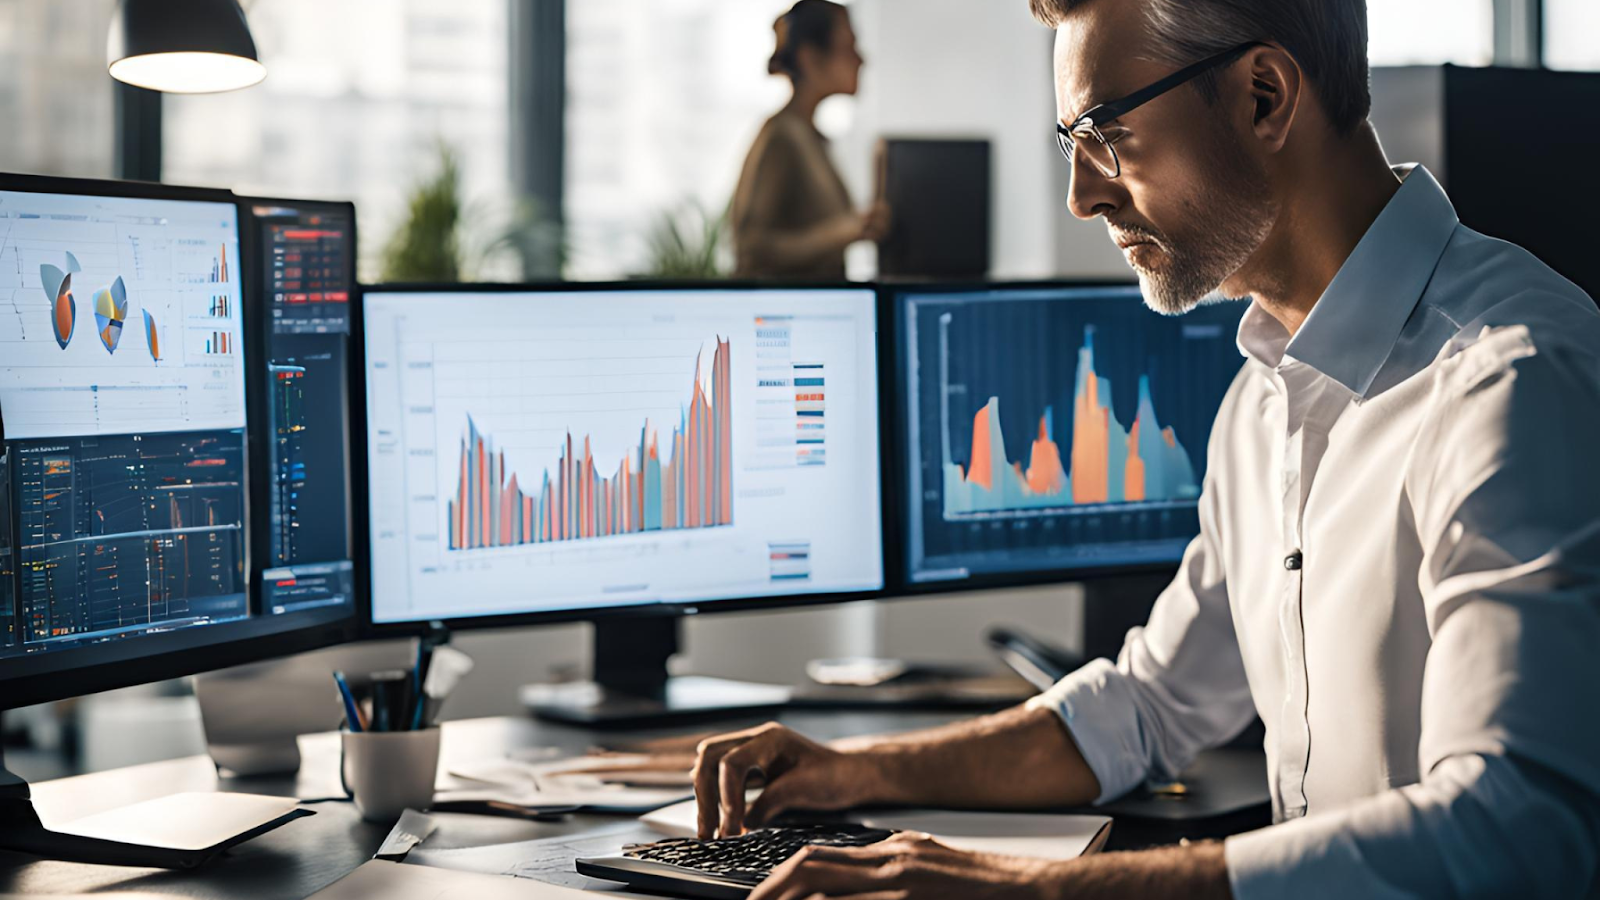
369, 669, 413, 732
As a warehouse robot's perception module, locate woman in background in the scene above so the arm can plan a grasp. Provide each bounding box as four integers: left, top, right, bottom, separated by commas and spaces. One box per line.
731, 0, 889, 279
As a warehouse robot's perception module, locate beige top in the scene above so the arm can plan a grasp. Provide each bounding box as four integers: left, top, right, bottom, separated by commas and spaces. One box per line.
730, 108, 854, 280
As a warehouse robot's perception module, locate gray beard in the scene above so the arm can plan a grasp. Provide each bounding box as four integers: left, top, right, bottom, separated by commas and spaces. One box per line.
1131, 135, 1276, 316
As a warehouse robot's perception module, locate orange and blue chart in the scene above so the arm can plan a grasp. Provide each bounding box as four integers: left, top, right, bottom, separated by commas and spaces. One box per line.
93, 276, 129, 354
447, 337, 734, 551
39, 251, 82, 350
143, 309, 161, 361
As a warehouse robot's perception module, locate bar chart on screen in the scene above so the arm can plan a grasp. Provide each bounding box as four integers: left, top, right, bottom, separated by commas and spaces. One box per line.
446, 336, 734, 550
363, 289, 883, 623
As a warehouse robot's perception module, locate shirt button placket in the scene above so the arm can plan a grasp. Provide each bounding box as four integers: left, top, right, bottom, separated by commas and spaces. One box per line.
1275, 366, 1312, 820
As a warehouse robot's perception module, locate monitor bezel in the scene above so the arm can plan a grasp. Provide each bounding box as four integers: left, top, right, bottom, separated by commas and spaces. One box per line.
0, 173, 356, 711
352, 280, 896, 636
880, 279, 1195, 597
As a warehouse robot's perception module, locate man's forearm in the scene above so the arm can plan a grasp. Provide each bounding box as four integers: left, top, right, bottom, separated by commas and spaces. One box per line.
1043, 843, 1233, 900
835, 704, 1102, 809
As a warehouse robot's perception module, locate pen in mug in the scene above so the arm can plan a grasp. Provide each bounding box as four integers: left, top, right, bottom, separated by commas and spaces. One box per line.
333, 670, 365, 733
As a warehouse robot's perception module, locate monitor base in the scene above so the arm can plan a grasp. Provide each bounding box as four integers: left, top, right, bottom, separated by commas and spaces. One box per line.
522, 675, 792, 729
0, 747, 310, 868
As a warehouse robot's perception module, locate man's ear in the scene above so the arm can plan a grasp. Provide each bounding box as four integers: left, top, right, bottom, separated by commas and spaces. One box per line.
1242, 44, 1302, 153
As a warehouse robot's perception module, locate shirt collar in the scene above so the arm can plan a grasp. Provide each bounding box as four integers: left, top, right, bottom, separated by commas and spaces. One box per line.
1235, 165, 1460, 397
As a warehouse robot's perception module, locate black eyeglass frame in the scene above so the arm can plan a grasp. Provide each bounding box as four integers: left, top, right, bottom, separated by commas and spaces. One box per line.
1057, 40, 1269, 178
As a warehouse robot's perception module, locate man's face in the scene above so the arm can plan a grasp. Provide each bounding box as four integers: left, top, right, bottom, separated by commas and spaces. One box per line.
1055, 1, 1276, 314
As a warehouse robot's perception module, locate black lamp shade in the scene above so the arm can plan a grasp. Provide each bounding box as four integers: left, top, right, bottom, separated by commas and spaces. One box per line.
108, 0, 266, 94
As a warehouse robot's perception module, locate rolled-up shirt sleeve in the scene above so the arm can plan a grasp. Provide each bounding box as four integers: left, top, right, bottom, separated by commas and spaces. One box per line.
1227, 330, 1600, 898
1028, 460, 1257, 803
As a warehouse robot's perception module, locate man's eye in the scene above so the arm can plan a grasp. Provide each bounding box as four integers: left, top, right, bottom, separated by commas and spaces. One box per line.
1102, 128, 1132, 145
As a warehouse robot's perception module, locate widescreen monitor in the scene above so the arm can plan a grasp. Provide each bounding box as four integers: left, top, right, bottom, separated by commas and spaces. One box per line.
361, 285, 884, 627
893, 283, 1248, 587
0, 176, 352, 711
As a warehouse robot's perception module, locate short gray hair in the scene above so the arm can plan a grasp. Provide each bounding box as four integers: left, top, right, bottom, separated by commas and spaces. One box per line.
1032, 0, 1370, 135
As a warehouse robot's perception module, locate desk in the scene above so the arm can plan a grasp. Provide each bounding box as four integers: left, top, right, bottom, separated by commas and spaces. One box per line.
0, 710, 1268, 898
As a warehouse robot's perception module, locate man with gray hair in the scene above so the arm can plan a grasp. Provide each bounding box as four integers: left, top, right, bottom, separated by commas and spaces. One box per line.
689, 0, 1600, 896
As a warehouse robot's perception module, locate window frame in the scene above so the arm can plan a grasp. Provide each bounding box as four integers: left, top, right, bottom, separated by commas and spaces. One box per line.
118, 1, 1580, 210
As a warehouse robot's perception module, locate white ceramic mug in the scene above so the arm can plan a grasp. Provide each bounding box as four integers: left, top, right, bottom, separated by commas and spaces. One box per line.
340, 728, 441, 823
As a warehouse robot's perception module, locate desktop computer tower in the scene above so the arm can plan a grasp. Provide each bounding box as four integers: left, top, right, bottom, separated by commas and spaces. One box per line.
877, 139, 992, 281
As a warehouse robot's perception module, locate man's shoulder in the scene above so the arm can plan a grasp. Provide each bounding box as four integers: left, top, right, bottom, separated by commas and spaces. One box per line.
1417, 226, 1600, 380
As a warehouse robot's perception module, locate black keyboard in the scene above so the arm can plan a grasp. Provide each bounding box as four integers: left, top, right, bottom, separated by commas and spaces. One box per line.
626, 824, 896, 884
577, 824, 897, 899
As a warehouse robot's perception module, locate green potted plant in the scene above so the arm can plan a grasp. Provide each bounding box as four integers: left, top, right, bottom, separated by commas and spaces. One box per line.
636, 200, 729, 280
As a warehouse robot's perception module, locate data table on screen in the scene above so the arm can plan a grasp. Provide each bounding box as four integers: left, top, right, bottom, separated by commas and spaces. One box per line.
251, 202, 358, 616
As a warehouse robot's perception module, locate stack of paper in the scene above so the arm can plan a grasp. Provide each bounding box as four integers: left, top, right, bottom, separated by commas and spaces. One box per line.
435, 754, 693, 815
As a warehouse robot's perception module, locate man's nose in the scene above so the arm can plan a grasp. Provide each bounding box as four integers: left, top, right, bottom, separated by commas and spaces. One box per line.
1066, 154, 1121, 221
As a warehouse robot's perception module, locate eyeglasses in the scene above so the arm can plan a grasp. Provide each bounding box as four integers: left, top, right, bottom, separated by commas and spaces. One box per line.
1057, 41, 1268, 179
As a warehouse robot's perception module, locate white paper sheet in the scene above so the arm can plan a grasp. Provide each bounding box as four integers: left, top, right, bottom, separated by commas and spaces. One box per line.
640, 793, 754, 838
856, 811, 1112, 860
405, 822, 657, 895
306, 859, 598, 899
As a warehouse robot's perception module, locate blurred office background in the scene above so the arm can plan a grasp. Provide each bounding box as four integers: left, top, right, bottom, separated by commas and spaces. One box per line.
3, 0, 1596, 776
10, 0, 1596, 282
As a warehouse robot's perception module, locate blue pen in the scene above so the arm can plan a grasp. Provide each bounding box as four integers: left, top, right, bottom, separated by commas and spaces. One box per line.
333, 670, 364, 733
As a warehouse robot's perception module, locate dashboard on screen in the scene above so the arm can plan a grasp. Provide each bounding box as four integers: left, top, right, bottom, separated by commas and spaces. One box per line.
0, 188, 250, 658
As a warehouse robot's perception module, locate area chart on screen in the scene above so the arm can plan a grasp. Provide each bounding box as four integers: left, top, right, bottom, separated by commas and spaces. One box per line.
899, 286, 1246, 583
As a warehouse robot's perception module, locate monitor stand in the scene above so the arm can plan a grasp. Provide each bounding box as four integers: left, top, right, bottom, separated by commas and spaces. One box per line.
0, 740, 312, 868
522, 617, 792, 729
1081, 571, 1173, 661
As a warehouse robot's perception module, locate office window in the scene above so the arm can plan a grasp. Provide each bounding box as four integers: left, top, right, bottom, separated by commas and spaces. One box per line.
565, 0, 802, 279
0, 0, 116, 178
1545, 0, 1600, 70
163, 0, 510, 280
1367, 0, 1494, 66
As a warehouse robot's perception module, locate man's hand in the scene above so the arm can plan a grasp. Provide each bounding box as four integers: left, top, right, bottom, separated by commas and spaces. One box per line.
691, 723, 878, 839
690, 708, 1102, 839
750, 833, 1054, 900
752, 835, 1235, 900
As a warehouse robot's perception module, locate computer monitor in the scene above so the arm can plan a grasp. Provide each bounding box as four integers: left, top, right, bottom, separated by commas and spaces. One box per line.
0, 175, 354, 867
359, 284, 884, 720
243, 197, 358, 616
891, 282, 1248, 588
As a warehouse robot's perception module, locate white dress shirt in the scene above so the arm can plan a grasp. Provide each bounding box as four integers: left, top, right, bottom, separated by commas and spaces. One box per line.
1030, 165, 1600, 898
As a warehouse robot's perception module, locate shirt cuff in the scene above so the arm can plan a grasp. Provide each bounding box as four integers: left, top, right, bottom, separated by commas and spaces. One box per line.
1025, 658, 1153, 804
